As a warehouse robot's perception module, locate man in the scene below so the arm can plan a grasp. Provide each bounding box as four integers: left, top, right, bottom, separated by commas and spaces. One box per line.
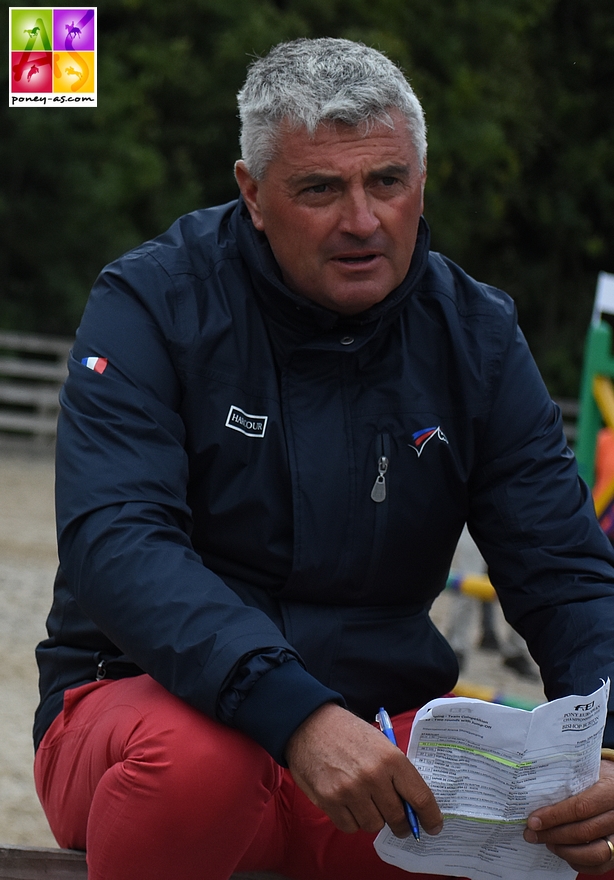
34, 37, 614, 880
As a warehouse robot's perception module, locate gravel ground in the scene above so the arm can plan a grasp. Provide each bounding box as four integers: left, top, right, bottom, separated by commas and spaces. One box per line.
0, 444, 546, 849
0, 444, 58, 847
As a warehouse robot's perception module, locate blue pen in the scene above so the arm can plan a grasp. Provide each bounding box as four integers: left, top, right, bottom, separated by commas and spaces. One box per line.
376, 707, 420, 841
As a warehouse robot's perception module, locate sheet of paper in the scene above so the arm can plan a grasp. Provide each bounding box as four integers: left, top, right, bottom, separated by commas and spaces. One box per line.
374, 680, 609, 880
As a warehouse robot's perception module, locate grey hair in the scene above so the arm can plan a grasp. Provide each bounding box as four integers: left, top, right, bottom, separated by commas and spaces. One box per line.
237, 37, 427, 180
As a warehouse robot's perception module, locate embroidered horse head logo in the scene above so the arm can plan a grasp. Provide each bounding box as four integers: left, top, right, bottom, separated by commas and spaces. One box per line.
408, 426, 449, 457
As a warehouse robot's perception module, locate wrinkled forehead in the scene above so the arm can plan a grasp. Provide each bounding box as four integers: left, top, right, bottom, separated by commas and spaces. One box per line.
267, 109, 421, 173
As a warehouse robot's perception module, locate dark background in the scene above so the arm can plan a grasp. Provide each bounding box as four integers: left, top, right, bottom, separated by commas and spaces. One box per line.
2, 0, 613, 396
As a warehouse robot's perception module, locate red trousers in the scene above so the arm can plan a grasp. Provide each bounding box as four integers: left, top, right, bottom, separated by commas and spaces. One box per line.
33, 675, 603, 880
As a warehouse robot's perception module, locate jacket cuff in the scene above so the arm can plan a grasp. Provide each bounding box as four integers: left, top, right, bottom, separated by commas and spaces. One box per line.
230, 659, 345, 765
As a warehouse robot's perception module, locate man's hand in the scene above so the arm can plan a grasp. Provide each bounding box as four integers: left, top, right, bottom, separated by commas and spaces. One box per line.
524, 759, 614, 874
285, 702, 443, 839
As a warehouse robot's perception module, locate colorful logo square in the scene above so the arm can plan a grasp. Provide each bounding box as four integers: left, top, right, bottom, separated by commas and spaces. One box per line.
53, 51, 95, 92
11, 51, 53, 92
9, 7, 97, 107
53, 9, 95, 52
10, 9, 53, 52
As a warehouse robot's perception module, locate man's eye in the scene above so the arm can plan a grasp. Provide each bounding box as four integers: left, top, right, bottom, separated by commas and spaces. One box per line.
380, 177, 398, 186
306, 183, 329, 194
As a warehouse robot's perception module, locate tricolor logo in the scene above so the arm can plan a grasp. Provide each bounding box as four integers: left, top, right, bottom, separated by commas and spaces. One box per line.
408, 426, 448, 457
81, 356, 107, 374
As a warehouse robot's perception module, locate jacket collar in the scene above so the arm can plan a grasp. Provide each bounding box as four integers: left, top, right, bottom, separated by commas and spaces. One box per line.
232, 197, 431, 344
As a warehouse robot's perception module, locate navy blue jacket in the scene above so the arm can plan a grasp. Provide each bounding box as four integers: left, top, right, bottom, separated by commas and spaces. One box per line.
35, 199, 614, 760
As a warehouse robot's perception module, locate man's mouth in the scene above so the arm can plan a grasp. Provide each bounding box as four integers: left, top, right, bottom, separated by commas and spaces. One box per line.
335, 254, 379, 264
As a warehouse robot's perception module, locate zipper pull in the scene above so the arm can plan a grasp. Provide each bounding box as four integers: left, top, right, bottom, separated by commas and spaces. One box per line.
96, 659, 107, 681
371, 455, 389, 503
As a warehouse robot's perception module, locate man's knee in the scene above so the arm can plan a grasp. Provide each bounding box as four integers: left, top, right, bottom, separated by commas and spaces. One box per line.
36, 676, 283, 846
122, 686, 282, 811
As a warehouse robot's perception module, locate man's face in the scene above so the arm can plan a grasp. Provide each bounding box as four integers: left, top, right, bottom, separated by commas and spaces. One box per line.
235, 110, 426, 316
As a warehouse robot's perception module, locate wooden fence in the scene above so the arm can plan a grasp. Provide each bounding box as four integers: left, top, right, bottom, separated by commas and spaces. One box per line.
557, 397, 579, 446
0, 331, 72, 443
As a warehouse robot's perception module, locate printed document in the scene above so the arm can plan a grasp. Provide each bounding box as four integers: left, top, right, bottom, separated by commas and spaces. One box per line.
374, 680, 609, 880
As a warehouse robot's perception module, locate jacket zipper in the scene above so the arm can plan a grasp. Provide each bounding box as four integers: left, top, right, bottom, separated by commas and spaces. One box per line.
363, 433, 390, 588
371, 450, 389, 502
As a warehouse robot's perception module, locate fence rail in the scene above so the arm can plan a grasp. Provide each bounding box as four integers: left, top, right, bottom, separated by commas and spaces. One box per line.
0, 331, 72, 443
557, 397, 579, 445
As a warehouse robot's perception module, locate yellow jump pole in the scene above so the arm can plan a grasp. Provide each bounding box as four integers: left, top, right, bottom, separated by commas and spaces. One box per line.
446, 572, 496, 602
593, 375, 614, 429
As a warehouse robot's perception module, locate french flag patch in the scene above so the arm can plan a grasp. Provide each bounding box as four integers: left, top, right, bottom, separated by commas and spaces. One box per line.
81, 356, 108, 374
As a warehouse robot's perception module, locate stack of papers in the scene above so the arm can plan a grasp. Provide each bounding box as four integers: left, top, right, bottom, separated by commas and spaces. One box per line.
374, 681, 609, 880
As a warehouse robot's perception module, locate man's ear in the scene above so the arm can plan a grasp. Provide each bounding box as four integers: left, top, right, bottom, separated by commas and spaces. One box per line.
420, 162, 427, 213
234, 161, 265, 231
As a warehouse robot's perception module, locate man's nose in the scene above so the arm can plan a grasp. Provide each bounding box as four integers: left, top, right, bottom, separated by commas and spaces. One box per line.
338, 189, 380, 239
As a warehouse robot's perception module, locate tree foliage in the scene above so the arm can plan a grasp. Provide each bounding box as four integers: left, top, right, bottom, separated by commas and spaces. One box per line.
1, 0, 613, 395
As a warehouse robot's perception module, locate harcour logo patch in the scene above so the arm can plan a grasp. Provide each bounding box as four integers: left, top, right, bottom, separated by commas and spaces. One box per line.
225, 405, 268, 438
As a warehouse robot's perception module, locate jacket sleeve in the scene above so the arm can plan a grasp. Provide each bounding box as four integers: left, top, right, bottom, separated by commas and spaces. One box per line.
55, 254, 342, 764
467, 314, 614, 744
